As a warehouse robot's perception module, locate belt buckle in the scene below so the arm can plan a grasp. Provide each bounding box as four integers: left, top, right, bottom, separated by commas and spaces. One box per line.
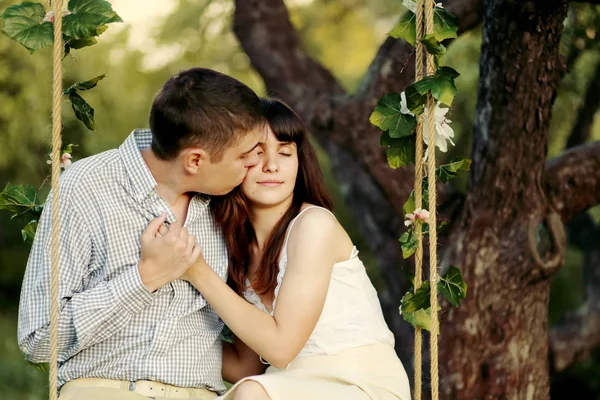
128, 381, 136, 391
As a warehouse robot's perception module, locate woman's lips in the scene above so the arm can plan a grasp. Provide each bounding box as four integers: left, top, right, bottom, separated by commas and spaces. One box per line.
257, 181, 283, 187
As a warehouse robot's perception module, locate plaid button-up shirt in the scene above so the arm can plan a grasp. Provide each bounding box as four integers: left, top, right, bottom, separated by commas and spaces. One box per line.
18, 129, 228, 393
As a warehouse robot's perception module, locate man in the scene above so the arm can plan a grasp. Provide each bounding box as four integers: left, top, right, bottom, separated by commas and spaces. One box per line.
18, 68, 265, 399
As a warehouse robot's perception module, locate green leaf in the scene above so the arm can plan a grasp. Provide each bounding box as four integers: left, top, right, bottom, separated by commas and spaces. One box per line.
399, 229, 418, 259
421, 33, 446, 56
433, 6, 459, 42
370, 93, 417, 138
403, 184, 430, 216
438, 266, 467, 307
27, 361, 49, 374
402, 281, 431, 312
68, 92, 95, 130
21, 220, 38, 244
0, 183, 43, 221
413, 66, 460, 107
403, 192, 416, 215
63, 0, 122, 40
62, 143, 78, 155
401, 281, 442, 332
0, 2, 54, 53
389, 11, 416, 46
63, 74, 106, 95
403, 307, 433, 331
404, 85, 427, 115
436, 158, 472, 183
386, 145, 415, 169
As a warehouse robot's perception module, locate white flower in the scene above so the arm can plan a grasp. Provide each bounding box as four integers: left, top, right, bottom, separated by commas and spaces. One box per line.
403, 0, 443, 14
400, 91, 413, 116
402, 0, 417, 14
47, 152, 73, 170
43, 10, 71, 23
405, 208, 431, 226
423, 102, 455, 153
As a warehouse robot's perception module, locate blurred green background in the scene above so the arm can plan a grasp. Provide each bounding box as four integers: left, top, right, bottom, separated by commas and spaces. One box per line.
1, 0, 600, 398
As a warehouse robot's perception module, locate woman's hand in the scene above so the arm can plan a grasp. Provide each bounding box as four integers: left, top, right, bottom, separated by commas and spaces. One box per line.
155, 221, 210, 284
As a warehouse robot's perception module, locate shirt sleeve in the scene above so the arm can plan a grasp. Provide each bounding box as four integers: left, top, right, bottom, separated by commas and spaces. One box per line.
17, 190, 154, 363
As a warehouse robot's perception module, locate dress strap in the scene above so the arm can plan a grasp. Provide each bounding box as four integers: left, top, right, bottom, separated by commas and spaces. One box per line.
283, 206, 335, 250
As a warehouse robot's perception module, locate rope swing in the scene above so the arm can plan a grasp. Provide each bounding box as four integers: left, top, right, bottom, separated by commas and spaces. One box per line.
48, 0, 64, 398
414, 0, 440, 399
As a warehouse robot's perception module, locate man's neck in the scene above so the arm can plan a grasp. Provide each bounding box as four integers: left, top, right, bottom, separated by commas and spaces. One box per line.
141, 148, 188, 206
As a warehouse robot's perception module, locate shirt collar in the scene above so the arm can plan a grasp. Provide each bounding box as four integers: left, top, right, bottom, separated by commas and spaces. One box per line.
119, 129, 159, 203
118, 129, 211, 215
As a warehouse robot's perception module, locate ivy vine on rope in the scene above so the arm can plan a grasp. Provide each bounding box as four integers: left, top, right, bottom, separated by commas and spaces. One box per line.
370, 0, 468, 333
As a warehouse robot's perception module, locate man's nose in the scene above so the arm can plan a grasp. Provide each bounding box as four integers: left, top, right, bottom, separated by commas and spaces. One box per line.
244, 149, 260, 168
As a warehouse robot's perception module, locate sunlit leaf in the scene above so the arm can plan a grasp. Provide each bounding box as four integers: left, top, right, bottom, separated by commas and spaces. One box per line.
403, 307, 433, 331
413, 66, 460, 106
63, 0, 122, 40
399, 229, 418, 258
433, 6, 458, 42
381, 132, 416, 169
389, 11, 416, 46
0, 2, 54, 53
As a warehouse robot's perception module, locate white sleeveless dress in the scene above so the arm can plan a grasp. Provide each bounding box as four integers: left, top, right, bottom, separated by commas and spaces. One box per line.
219, 206, 411, 400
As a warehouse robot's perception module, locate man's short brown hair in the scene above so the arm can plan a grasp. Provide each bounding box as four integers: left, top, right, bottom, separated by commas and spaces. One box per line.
149, 68, 264, 161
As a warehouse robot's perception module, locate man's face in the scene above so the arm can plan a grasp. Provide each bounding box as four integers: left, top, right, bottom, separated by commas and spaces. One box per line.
196, 126, 265, 196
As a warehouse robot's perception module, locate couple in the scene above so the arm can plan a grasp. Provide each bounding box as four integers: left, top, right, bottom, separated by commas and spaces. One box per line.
18, 68, 410, 400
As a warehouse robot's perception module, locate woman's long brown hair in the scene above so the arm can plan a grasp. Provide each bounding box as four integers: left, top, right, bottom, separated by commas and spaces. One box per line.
211, 98, 333, 295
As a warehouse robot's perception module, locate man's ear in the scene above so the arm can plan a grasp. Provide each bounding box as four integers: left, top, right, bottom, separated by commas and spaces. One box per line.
183, 147, 207, 174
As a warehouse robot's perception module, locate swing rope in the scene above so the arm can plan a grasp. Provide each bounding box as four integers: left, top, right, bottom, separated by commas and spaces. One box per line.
413, 1, 440, 399
412, 0, 425, 399
425, 0, 440, 398
49, 0, 64, 398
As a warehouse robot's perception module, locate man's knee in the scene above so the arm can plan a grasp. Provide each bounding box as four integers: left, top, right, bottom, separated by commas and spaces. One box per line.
233, 380, 270, 400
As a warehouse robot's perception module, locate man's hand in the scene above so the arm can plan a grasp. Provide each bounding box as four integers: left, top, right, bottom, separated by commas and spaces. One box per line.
138, 213, 202, 292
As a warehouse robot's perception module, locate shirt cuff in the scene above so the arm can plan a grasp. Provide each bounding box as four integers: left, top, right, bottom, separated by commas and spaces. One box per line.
110, 265, 154, 314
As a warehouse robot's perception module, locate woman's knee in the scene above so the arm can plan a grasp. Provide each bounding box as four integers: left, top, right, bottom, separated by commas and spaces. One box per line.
233, 380, 271, 400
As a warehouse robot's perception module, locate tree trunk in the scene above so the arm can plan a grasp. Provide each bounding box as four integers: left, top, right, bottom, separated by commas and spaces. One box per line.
441, 0, 568, 398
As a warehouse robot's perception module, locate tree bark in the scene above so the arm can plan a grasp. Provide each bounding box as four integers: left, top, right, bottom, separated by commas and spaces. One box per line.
442, 0, 569, 398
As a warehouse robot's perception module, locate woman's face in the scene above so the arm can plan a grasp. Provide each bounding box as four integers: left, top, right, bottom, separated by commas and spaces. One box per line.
241, 126, 298, 208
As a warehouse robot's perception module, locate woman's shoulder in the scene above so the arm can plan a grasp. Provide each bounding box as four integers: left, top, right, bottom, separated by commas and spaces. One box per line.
294, 204, 338, 230
286, 204, 353, 257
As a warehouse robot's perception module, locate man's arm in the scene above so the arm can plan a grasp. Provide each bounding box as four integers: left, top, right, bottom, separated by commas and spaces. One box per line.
17, 191, 155, 363
17, 190, 201, 363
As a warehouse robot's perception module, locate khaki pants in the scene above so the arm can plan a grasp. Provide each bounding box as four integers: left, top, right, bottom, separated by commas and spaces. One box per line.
59, 378, 219, 400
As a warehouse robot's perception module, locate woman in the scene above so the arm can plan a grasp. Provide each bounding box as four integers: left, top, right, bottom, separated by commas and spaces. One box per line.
183, 98, 411, 400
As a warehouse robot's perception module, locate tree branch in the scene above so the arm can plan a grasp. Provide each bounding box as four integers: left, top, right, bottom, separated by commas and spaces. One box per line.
544, 141, 600, 222
233, 0, 345, 117
566, 61, 600, 148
